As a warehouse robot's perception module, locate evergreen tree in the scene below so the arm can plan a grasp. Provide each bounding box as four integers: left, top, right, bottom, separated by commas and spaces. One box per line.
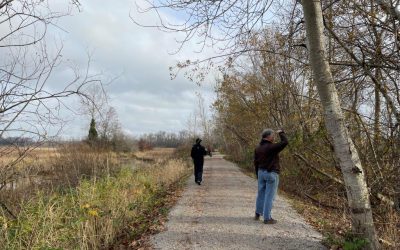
88, 118, 98, 142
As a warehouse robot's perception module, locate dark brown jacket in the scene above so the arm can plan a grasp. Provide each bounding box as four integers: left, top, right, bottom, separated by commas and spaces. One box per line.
254, 132, 288, 175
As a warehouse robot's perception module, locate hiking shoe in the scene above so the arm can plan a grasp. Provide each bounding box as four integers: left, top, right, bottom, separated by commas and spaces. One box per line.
264, 219, 277, 224
254, 213, 260, 220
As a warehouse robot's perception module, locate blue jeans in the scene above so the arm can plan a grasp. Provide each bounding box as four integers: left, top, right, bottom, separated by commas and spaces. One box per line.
255, 170, 279, 220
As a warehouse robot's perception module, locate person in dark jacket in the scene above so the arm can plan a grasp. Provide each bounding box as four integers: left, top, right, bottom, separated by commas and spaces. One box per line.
191, 138, 209, 185
254, 129, 288, 224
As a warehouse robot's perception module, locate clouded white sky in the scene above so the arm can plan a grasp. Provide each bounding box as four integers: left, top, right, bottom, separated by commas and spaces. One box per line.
46, 0, 217, 138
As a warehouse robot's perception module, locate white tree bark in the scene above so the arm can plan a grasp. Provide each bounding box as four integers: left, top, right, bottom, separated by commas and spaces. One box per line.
301, 1, 380, 249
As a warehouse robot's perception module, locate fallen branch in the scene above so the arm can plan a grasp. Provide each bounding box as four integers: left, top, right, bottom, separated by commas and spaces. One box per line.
293, 152, 397, 209
293, 153, 344, 185
0, 201, 16, 219
303, 192, 341, 210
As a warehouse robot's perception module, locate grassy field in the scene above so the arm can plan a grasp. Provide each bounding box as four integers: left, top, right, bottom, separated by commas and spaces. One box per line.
0, 146, 191, 249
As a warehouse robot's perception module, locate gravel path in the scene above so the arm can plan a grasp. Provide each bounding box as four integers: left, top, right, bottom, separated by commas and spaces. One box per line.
151, 154, 326, 250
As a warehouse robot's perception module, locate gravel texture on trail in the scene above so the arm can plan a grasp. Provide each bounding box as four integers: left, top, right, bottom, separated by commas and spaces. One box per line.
151, 154, 326, 250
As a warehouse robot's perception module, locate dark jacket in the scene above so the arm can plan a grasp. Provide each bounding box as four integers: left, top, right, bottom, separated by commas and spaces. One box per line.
191, 143, 207, 163
254, 132, 288, 175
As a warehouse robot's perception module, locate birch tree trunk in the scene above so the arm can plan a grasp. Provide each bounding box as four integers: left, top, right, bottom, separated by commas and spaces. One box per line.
301, 1, 380, 249
375, 0, 400, 21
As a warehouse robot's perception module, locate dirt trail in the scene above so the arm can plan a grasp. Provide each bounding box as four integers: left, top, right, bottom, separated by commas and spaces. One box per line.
151, 153, 326, 249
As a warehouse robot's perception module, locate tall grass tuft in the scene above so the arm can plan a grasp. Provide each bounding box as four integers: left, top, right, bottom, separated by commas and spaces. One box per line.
0, 158, 190, 249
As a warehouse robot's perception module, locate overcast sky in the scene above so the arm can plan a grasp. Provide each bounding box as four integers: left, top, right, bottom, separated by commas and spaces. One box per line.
47, 0, 217, 138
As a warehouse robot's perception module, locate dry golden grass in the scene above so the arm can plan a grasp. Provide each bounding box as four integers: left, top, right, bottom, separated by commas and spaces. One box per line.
0, 144, 140, 217
0, 146, 58, 160
0, 146, 60, 176
1, 144, 135, 180
0, 150, 190, 250
134, 147, 175, 160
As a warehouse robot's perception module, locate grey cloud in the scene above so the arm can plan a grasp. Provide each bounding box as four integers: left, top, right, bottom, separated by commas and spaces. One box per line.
47, 0, 217, 137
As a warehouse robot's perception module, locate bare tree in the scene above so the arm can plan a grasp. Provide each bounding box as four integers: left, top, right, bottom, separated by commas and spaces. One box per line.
0, 0, 95, 144
0, 0, 102, 215
98, 106, 120, 142
196, 92, 213, 147
79, 82, 109, 120
186, 112, 199, 139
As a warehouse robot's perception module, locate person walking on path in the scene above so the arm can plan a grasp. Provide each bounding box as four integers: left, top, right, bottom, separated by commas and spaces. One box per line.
254, 129, 288, 224
191, 138, 210, 185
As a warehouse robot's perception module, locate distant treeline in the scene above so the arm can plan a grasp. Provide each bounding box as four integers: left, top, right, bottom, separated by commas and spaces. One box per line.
0, 137, 35, 146
139, 131, 192, 148
0, 137, 78, 147
1, 131, 194, 150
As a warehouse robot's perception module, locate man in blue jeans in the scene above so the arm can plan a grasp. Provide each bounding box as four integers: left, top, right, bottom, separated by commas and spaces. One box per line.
254, 129, 288, 224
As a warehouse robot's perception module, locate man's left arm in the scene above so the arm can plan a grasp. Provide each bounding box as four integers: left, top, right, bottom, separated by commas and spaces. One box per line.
269, 131, 288, 153
202, 146, 208, 156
